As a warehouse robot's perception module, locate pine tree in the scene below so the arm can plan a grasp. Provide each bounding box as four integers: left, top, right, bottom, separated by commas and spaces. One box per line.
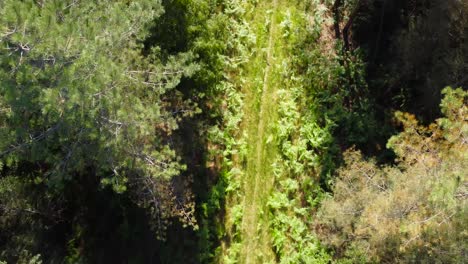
0, 1, 198, 256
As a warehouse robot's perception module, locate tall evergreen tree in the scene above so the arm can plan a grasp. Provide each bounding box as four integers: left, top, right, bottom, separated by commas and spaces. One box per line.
0, 0, 198, 259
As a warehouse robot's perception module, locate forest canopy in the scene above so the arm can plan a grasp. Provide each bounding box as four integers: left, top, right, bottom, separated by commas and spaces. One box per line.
0, 0, 466, 263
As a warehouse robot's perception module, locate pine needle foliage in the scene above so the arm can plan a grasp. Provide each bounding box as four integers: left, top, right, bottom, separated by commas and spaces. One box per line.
0, 0, 198, 249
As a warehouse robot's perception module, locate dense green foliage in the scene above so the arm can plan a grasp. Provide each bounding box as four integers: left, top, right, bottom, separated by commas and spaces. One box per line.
0, 0, 199, 261
0, 0, 466, 263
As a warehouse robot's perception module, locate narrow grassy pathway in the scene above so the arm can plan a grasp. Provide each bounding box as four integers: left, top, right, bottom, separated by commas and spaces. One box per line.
221, 0, 295, 263
240, 0, 279, 262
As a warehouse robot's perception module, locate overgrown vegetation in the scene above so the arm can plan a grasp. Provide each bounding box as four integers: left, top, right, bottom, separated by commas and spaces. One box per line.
0, 0, 466, 263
